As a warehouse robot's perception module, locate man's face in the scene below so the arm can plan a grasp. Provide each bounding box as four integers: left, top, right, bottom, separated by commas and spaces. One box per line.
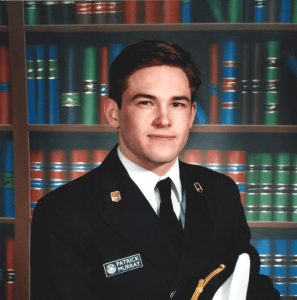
112, 65, 196, 173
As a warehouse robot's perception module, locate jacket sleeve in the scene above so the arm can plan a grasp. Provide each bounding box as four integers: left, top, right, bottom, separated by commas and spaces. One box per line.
30, 197, 101, 300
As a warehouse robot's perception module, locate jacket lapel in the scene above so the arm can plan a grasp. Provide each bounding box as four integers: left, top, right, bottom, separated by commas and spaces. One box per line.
172, 161, 217, 287
95, 146, 180, 283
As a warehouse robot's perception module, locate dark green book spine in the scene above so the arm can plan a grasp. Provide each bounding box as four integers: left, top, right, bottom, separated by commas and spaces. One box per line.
82, 47, 98, 125
264, 41, 280, 125
25, 1, 40, 25
228, 0, 243, 22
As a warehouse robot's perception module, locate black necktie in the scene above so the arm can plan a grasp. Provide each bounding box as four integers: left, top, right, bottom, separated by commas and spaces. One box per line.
157, 178, 183, 254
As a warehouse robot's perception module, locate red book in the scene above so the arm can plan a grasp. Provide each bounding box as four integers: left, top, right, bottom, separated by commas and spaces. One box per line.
76, 2, 92, 24
0, 46, 12, 124
99, 46, 109, 124
70, 150, 90, 180
163, 0, 180, 23
30, 150, 46, 217
5, 237, 15, 300
210, 44, 219, 124
144, 0, 161, 23
124, 0, 141, 24
226, 150, 246, 205
182, 149, 203, 165
48, 150, 67, 191
206, 149, 225, 173
91, 149, 109, 169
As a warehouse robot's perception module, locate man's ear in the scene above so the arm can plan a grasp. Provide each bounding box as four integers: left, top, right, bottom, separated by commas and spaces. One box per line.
189, 100, 197, 128
104, 98, 120, 129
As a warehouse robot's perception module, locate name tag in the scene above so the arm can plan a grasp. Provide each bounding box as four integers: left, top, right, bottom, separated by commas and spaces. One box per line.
103, 254, 143, 277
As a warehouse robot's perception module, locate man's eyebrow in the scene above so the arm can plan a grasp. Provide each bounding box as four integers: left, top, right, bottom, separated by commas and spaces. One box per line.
172, 96, 191, 102
131, 93, 156, 101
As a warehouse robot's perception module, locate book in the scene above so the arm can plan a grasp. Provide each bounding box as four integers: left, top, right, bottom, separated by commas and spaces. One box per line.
264, 41, 280, 125
0, 140, 14, 218
48, 150, 67, 191
144, 0, 161, 23
61, 1, 76, 24
182, 149, 203, 165
253, 0, 267, 23
93, 1, 107, 24
163, 0, 180, 23
209, 44, 219, 124
292, 0, 297, 22
30, 150, 46, 216
205, 149, 225, 173
241, 43, 251, 124
226, 150, 246, 205
99, 46, 109, 124
106, 1, 123, 24
60, 45, 81, 124
243, 0, 252, 22
82, 47, 98, 124
194, 100, 208, 124
48, 44, 60, 124
267, 0, 278, 22
279, 0, 292, 23
207, 0, 226, 22
228, 0, 243, 22
24, 1, 40, 25
76, 1, 92, 24
124, 0, 141, 24
221, 37, 240, 125
70, 150, 90, 181
181, 0, 191, 23
251, 42, 262, 124
5, 237, 15, 300
36, 44, 47, 124
41, 1, 59, 24
108, 43, 125, 68
0, 46, 12, 125
91, 150, 109, 169
26, 45, 37, 125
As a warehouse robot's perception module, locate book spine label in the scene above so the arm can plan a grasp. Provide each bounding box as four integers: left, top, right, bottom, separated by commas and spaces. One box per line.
5, 237, 15, 300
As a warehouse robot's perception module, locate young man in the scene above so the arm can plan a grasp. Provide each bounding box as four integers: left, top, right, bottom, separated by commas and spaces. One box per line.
31, 40, 279, 300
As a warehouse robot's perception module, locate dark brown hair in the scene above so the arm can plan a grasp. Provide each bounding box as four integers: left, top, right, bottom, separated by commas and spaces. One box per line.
108, 40, 202, 108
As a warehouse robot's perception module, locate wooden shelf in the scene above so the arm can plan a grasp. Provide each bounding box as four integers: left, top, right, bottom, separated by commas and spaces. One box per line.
248, 221, 297, 228
0, 218, 15, 224
0, 125, 13, 131
24, 23, 297, 32
26, 124, 297, 133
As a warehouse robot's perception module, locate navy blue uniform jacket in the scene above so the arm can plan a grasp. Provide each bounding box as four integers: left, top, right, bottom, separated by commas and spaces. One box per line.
30, 146, 280, 300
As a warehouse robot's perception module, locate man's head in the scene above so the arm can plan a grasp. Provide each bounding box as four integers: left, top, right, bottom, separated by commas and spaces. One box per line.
105, 40, 202, 176
108, 40, 202, 108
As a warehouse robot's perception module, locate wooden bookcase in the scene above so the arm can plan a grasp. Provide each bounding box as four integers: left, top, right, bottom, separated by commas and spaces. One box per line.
1, 1, 297, 299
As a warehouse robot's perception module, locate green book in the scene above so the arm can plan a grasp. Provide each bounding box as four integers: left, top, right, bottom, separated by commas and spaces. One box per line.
25, 1, 40, 25
207, 0, 227, 22
82, 47, 98, 125
228, 0, 243, 22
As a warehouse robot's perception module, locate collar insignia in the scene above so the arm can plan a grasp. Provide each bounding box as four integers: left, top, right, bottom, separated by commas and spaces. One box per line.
194, 182, 203, 193
110, 191, 121, 202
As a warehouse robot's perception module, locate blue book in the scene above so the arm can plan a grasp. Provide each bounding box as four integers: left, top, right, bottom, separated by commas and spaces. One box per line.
286, 53, 297, 77
194, 100, 208, 124
36, 44, 47, 124
279, 0, 292, 22
181, 0, 191, 23
253, 0, 267, 22
0, 140, 14, 217
108, 43, 125, 68
26, 45, 37, 125
48, 44, 59, 124
221, 37, 241, 124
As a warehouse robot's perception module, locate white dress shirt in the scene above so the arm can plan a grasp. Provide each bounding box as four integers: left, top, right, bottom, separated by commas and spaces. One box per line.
117, 147, 186, 228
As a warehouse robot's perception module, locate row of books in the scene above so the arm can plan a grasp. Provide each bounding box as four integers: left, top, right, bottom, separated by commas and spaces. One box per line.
251, 238, 297, 297
23, 0, 297, 25
0, 236, 15, 300
24, 0, 189, 25
245, 152, 297, 222
209, 38, 297, 125
0, 46, 12, 125
0, 140, 14, 218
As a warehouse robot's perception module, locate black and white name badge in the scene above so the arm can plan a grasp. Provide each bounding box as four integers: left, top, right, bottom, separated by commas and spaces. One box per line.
103, 254, 143, 278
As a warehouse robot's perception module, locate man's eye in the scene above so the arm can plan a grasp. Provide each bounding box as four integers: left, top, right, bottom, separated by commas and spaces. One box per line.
172, 102, 184, 107
139, 101, 151, 105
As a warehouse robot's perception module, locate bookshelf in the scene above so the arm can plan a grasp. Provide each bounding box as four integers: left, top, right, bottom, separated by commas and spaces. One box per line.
2, 1, 297, 299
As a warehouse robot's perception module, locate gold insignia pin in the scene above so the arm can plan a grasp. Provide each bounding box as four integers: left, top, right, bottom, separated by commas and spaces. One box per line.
110, 191, 121, 202
194, 182, 203, 193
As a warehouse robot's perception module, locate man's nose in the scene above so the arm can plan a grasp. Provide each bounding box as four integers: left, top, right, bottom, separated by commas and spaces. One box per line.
152, 107, 172, 127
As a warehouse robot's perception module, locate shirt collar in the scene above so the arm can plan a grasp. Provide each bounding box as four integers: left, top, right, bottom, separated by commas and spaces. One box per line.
117, 146, 182, 203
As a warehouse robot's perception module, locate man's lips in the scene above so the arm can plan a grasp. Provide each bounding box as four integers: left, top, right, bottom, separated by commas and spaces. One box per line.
148, 135, 175, 140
